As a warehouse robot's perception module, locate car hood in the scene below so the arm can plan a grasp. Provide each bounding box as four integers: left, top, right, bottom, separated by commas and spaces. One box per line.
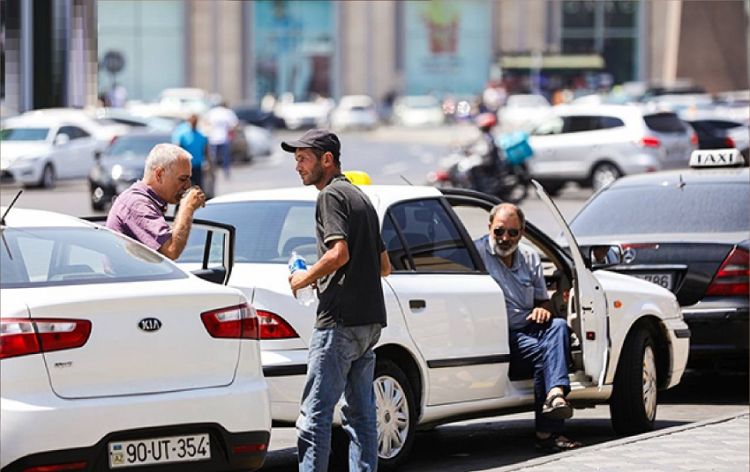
0, 141, 52, 164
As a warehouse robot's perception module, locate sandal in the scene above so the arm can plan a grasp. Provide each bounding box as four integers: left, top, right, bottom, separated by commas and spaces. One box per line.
542, 393, 573, 420
535, 433, 582, 453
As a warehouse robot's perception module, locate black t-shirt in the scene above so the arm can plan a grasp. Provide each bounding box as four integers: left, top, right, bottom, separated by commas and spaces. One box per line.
314, 175, 387, 329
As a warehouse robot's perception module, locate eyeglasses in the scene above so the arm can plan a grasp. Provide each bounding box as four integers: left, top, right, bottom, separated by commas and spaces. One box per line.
493, 227, 521, 238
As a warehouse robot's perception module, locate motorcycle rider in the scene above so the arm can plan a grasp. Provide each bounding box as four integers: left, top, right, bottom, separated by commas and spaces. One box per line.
471, 112, 503, 194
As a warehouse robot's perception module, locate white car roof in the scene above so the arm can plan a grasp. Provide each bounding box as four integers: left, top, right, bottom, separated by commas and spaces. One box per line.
1, 207, 94, 228
208, 184, 443, 213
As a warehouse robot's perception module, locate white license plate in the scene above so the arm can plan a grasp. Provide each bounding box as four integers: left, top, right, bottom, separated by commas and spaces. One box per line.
108, 433, 210, 468
634, 273, 674, 290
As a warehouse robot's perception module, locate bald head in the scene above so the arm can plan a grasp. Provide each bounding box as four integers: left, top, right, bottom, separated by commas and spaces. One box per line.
489, 203, 525, 229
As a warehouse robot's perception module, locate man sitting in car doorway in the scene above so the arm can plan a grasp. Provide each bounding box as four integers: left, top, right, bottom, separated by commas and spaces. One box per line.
474, 203, 582, 453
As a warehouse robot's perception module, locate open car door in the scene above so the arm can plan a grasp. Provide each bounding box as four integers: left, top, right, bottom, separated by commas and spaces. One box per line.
81, 216, 235, 286
531, 180, 609, 385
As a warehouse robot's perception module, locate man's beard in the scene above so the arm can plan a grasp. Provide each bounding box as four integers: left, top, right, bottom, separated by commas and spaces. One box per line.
491, 238, 518, 257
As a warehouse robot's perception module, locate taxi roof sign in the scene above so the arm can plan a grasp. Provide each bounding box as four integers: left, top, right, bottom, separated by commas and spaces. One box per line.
343, 170, 372, 185
689, 148, 745, 168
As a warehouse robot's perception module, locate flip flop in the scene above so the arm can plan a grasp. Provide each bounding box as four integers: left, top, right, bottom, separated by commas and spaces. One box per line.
542, 392, 573, 420
535, 433, 582, 453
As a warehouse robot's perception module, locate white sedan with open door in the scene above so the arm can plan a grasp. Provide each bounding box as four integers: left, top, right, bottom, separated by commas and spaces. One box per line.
184, 181, 690, 469
0, 205, 270, 472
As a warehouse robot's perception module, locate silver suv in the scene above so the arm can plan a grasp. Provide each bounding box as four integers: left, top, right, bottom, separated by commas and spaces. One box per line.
528, 104, 696, 193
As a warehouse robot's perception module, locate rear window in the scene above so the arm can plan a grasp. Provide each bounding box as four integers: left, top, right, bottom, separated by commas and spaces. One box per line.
192, 201, 317, 264
643, 113, 686, 133
0, 228, 185, 288
570, 182, 750, 237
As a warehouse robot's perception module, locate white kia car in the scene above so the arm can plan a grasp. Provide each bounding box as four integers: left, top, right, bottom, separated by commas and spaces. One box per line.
0, 207, 271, 471
185, 181, 690, 469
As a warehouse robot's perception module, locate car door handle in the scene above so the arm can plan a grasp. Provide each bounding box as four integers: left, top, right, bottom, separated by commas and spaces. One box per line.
409, 299, 426, 310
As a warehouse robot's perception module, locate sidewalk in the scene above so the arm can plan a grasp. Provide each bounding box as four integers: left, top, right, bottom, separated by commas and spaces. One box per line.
498, 411, 749, 471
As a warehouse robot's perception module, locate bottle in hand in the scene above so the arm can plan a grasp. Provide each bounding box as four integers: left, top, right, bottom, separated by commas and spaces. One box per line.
288, 251, 316, 306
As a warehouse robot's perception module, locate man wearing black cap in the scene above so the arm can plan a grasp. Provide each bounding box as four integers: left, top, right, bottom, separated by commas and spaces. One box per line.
282, 129, 391, 472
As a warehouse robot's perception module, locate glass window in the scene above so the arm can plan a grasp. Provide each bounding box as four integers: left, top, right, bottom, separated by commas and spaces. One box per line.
381, 213, 410, 271
643, 113, 686, 133
563, 116, 598, 133
107, 135, 166, 157
604, 0, 638, 28
0, 128, 50, 141
562, 1, 596, 28
387, 199, 476, 273
570, 183, 750, 237
190, 201, 318, 264
598, 116, 625, 129
532, 116, 565, 136
1, 228, 185, 288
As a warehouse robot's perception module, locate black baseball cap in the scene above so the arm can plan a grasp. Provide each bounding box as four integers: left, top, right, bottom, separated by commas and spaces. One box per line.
281, 128, 341, 156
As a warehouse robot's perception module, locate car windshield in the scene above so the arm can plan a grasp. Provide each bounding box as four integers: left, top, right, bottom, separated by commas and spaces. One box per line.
0, 127, 50, 141
192, 201, 317, 263
570, 182, 750, 237
107, 136, 166, 157
0, 227, 186, 288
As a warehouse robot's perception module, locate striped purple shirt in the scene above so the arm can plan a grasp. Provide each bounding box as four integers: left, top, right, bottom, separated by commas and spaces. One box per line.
105, 181, 171, 251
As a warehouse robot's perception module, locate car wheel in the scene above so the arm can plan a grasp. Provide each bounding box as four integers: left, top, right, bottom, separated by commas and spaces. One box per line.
591, 162, 621, 192
39, 164, 56, 189
374, 359, 416, 470
610, 328, 658, 435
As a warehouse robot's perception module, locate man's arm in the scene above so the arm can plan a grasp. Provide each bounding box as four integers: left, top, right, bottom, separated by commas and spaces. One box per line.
380, 250, 391, 277
289, 239, 349, 293
158, 188, 205, 260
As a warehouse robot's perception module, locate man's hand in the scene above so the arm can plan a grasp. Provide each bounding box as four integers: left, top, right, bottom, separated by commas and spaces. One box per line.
288, 272, 316, 297
181, 186, 206, 211
527, 306, 552, 324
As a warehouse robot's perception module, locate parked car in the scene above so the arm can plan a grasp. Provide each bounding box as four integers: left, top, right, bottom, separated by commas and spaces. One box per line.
392, 95, 445, 127
528, 104, 697, 194
15, 108, 131, 152
182, 182, 689, 469
0, 207, 270, 471
240, 124, 274, 159
498, 94, 554, 133
88, 131, 215, 211
1, 114, 99, 188
685, 118, 749, 160
330, 95, 379, 130
274, 99, 333, 130
233, 105, 286, 129
568, 149, 748, 370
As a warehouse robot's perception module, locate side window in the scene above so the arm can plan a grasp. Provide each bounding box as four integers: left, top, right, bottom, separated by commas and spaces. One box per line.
381, 213, 410, 271
57, 126, 75, 139
598, 116, 625, 129
386, 199, 476, 273
563, 116, 597, 133
70, 126, 90, 139
532, 116, 564, 136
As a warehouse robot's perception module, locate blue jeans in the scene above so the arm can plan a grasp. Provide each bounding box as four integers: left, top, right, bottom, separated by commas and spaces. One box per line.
211, 143, 230, 176
509, 317, 571, 434
297, 323, 382, 472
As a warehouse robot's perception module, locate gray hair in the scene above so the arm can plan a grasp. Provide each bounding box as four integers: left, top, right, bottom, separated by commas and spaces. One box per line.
489, 203, 525, 229
144, 143, 192, 177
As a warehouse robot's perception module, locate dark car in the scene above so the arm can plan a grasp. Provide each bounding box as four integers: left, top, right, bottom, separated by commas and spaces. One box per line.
568, 149, 749, 370
686, 119, 749, 161
88, 131, 214, 211
232, 105, 285, 129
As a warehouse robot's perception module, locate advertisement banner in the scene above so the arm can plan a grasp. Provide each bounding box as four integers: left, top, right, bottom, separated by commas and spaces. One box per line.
404, 0, 492, 96
252, 0, 334, 102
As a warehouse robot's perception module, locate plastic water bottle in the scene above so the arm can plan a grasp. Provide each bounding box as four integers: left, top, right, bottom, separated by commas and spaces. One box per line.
288, 251, 316, 306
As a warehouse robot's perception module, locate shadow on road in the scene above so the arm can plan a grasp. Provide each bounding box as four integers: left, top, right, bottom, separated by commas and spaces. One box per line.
660, 369, 749, 406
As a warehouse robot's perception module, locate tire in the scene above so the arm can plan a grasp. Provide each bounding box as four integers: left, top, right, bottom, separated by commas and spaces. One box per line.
610, 328, 658, 435
39, 164, 56, 189
374, 359, 417, 470
591, 162, 621, 192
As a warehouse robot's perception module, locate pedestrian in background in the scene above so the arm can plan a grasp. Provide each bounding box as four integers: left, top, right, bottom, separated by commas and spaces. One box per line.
282, 129, 392, 472
206, 102, 239, 178
106, 143, 205, 260
172, 113, 210, 188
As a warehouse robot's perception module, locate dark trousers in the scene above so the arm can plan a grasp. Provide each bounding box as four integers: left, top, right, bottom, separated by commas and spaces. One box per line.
509, 317, 571, 433
191, 165, 203, 188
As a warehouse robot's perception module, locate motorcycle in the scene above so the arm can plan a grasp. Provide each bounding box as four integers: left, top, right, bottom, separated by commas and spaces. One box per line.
427, 132, 532, 204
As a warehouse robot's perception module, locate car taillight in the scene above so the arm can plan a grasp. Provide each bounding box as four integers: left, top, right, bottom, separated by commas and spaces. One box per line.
23, 462, 87, 472
256, 310, 299, 339
724, 136, 736, 148
0, 318, 91, 360
690, 133, 699, 147
706, 247, 749, 296
201, 303, 259, 339
639, 136, 661, 148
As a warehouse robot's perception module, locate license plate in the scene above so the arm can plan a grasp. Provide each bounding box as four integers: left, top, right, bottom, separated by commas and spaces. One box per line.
108, 433, 210, 468
634, 273, 674, 290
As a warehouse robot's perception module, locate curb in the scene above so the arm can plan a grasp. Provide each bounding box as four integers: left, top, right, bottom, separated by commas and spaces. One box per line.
495, 410, 749, 471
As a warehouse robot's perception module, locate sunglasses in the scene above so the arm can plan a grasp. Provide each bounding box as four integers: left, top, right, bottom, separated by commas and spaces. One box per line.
493, 227, 521, 238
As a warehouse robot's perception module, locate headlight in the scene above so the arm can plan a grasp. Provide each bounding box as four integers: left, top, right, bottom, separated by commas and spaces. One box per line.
111, 164, 123, 180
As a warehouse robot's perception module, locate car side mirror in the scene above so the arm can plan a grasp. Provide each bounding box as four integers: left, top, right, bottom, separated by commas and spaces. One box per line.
589, 244, 622, 270
54, 134, 70, 146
